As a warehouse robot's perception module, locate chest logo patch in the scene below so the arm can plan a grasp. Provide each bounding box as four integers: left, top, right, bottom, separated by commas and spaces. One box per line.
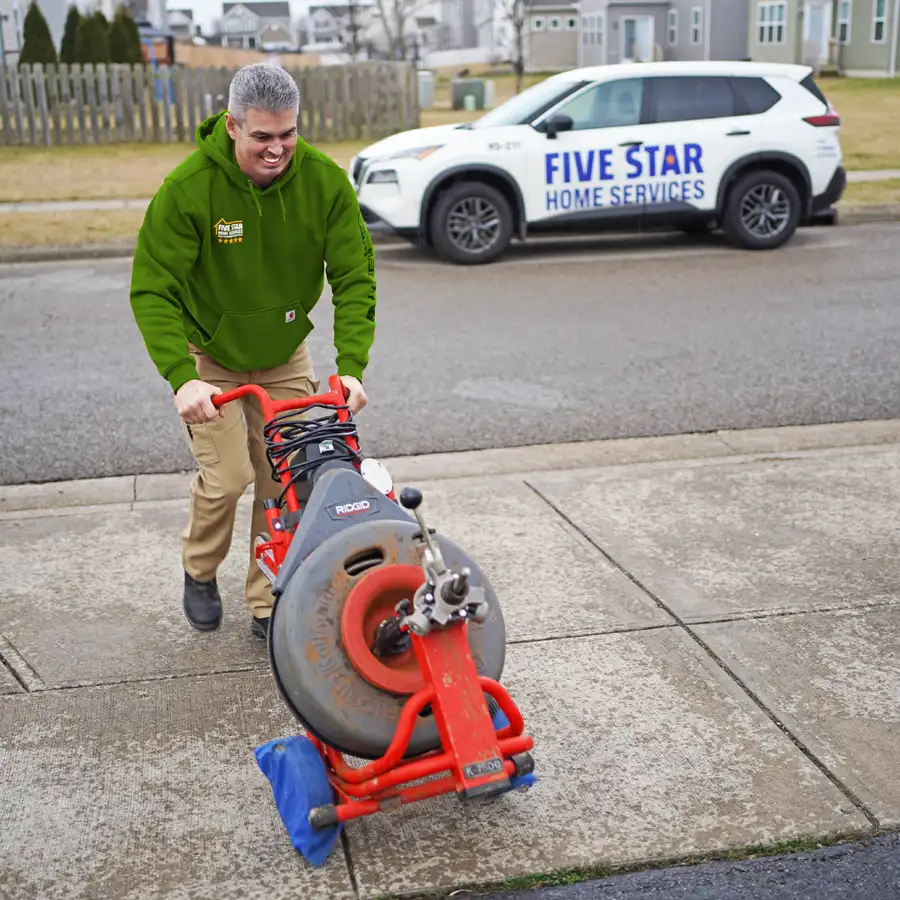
215, 218, 244, 244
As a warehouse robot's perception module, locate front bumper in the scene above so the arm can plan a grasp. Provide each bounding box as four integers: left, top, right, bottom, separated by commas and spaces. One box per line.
358, 203, 421, 245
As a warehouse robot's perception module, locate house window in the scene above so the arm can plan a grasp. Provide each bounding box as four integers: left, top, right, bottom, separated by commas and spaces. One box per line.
667, 8, 678, 44
872, 0, 886, 41
531, 16, 545, 30
690, 6, 702, 43
757, 1, 787, 43
837, 0, 851, 42
548, 17, 562, 30
582, 12, 604, 44
566, 16, 578, 29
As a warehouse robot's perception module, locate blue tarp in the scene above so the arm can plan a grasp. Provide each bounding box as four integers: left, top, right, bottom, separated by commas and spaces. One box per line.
256, 703, 537, 867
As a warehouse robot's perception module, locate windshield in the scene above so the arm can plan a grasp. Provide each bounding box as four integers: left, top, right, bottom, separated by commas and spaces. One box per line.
467, 77, 589, 129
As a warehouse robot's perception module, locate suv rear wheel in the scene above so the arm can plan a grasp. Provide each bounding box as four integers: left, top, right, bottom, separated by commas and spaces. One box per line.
429, 181, 514, 265
722, 169, 802, 250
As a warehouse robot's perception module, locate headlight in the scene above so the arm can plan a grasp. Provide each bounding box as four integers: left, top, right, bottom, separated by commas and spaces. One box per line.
387, 145, 444, 160
366, 169, 398, 184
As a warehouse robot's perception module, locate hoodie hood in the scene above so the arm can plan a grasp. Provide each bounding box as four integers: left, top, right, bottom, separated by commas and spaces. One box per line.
195, 111, 304, 219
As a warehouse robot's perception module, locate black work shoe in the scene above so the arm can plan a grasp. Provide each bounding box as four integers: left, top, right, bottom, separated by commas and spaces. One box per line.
183, 571, 222, 631
251, 614, 271, 640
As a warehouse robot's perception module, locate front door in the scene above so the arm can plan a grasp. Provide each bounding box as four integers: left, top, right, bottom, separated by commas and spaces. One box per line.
803, 0, 833, 67
525, 76, 650, 225
622, 16, 655, 62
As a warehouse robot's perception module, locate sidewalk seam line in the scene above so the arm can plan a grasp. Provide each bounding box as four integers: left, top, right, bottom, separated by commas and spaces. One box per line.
0, 633, 45, 692
341, 830, 361, 899
0, 650, 30, 693
10, 664, 270, 695
523, 479, 882, 832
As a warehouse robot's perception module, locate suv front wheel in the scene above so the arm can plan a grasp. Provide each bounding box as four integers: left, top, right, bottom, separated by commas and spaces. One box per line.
429, 181, 514, 265
722, 169, 802, 251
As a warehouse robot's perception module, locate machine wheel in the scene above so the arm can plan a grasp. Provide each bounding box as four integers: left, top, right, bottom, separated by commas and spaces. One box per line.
429, 181, 514, 265
722, 169, 801, 250
268, 518, 507, 760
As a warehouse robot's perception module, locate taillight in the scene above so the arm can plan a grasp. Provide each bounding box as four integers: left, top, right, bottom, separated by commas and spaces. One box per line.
804, 112, 840, 126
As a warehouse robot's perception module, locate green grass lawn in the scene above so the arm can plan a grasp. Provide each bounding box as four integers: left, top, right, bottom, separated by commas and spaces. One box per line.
815, 76, 900, 170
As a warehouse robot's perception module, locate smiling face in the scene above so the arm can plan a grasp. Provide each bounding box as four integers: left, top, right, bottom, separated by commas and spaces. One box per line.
225, 106, 299, 187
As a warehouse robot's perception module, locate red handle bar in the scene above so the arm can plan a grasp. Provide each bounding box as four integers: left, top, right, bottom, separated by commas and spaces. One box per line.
211, 374, 355, 515
211, 374, 350, 422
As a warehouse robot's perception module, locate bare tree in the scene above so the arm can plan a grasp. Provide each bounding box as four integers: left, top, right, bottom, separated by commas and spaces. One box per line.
374, 0, 428, 60
495, 0, 525, 93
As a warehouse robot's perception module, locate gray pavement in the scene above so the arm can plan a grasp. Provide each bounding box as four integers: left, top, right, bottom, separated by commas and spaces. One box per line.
1, 422, 899, 899
5, 222, 900, 486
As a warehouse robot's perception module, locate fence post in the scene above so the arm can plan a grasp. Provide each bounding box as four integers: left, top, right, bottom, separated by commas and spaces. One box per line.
96, 62, 110, 142
0, 65, 14, 145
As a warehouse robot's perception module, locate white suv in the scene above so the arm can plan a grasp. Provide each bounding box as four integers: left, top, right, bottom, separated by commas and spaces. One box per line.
348, 61, 846, 265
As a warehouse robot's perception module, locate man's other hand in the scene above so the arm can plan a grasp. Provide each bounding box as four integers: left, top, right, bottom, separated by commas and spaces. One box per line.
175, 380, 223, 424
340, 375, 367, 414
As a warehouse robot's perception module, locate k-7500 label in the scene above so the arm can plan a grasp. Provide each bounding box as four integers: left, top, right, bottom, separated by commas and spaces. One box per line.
463, 757, 504, 779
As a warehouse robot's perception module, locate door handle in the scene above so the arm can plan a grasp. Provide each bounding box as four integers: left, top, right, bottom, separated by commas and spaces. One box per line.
727, 130, 751, 136
619, 140, 643, 147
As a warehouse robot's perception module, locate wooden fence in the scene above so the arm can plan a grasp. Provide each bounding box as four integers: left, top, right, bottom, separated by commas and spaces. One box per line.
0, 61, 420, 147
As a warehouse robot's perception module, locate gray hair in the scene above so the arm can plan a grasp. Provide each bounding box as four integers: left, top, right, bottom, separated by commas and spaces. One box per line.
228, 63, 299, 125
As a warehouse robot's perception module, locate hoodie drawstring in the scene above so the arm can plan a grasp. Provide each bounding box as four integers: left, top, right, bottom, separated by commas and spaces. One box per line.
246, 179, 286, 221
247, 180, 263, 217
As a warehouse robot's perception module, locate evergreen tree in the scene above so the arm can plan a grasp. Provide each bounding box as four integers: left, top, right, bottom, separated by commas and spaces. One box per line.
18, 0, 58, 66
60, 5, 82, 64
109, 5, 143, 63
74, 10, 110, 64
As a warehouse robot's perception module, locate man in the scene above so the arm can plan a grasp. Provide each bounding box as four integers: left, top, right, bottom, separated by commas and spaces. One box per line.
129, 62, 376, 640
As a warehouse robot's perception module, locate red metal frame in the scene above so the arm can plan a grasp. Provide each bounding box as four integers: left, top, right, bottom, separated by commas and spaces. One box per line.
213, 375, 534, 826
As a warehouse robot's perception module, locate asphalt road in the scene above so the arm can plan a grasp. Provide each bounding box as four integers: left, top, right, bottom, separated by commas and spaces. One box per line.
477, 832, 900, 900
2, 221, 900, 485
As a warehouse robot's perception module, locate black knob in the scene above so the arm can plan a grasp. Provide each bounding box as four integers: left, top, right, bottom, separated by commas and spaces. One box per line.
400, 487, 422, 510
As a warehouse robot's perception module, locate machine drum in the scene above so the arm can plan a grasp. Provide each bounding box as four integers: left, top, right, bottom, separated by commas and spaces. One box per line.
268, 518, 507, 760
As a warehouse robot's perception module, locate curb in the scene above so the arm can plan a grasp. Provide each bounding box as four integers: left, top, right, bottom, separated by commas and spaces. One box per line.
0, 231, 406, 265
1, 205, 898, 265
3, 419, 900, 515
836, 204, 900, 225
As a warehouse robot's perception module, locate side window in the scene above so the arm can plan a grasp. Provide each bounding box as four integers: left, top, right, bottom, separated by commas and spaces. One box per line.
732, 77, 782, 115
552, 78, 644, 130
646, 76, 735, 123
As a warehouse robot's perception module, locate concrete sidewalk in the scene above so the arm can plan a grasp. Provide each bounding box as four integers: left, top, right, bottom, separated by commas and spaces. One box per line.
1, 420, 899, 900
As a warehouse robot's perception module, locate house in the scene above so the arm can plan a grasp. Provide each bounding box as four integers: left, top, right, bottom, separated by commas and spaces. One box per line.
747, 0, 899, 76
523, 2, 580, 70
524, 0, 751, 71
167, 7, 196, 39
221, 1, 296, 50
436, 0, 497, 47
300, 0, 376, 53
0, 0, 68, 61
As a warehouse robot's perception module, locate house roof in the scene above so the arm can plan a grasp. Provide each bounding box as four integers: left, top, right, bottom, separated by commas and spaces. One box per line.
170, 7, 194, 18
524, 0, 578, 7
223, 2, 291, 17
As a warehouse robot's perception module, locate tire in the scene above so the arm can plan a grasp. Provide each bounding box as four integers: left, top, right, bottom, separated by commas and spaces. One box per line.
722, 169, 802, 250
429, 181, 514, 265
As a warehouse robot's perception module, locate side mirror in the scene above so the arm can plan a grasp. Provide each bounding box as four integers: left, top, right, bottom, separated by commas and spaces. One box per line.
544, 114, 573, 139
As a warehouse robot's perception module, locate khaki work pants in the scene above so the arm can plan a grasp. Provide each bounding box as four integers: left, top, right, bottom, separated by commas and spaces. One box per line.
180, 341, 319, 619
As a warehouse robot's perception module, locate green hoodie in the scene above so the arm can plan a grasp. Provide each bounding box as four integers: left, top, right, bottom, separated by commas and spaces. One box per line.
130, 111, 376, 394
